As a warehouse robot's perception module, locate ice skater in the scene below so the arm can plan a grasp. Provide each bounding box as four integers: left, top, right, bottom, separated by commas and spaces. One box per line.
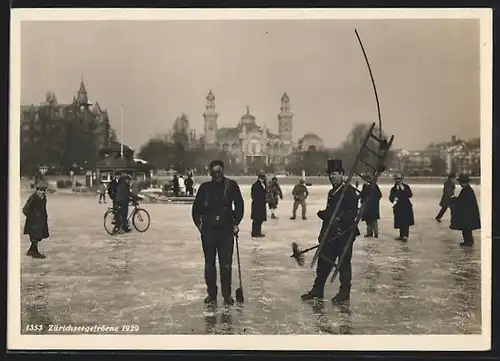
389, 173, 414, 242
359, 175, 382, 238
98, 181, 107, 204
191, 160, 244, 305
266, 176, 283, 219
450, 174, 480, 247
435, 173, 455, 222
250, 171, 267, 238
22, 180, 50, 259
301, 159, 360, 304
290, 179, 309, 220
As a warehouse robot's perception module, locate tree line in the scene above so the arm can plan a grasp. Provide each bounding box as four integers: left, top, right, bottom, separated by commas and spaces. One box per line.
20, 93, 118, 177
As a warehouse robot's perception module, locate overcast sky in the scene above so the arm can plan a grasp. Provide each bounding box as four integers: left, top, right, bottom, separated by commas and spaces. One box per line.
20, 19, 480, 150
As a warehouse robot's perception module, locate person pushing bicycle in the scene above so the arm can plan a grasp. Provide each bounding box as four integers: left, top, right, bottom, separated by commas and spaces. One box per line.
115, 174, 141, 234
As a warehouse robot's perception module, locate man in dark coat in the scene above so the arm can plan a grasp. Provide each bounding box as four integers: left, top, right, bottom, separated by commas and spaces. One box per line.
360, 175, 382, 238
22, 180, 50, 258
450, 174, 480, 247
185, 172, 195, 196
251, 171, 267, 237
301, 159, 360, 304
172, 174, 180, 197
389, 173, 414, 242
435, 174, 456, 222
266, 176, 283, 219
115, 174, 140, 233
192, 160, 244, 305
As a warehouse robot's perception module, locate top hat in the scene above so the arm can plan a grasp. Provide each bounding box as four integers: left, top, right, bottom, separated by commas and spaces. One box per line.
326, 159, 344, 174
209, 160, 224, 169
457, 173, 470, 183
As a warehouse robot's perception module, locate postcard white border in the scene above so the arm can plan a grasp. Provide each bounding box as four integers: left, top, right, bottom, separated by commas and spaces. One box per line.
8, 8, 492, 351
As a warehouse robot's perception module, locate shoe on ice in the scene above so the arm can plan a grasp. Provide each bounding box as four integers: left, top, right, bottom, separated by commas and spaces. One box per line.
223, 296, 235, 306
290, 216, 296, 220
332, 292, 350, 304
301, 291, 322, 301
204, 295, 217, 304
460, 242, 473, 248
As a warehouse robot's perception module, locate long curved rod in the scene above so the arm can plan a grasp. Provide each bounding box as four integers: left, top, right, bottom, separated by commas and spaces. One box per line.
354, 29, 382, 140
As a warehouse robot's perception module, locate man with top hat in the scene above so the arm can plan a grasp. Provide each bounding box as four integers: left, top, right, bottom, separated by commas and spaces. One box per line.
389, 173, 414, 242
301, 159, 360, 304
22, 180, 50, 258
450, 173, 480, 247
251, 170, 268, 237
191, 160, 244, 305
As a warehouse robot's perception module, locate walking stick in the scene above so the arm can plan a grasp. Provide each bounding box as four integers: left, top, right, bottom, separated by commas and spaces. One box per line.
234, 233, 244, 303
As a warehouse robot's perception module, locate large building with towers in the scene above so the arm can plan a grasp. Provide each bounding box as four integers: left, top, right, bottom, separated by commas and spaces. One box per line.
202, 90, 324, 172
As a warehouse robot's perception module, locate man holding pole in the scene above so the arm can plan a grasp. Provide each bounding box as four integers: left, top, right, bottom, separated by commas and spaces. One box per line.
301, 159, 360, 304
191, 160, 245, 306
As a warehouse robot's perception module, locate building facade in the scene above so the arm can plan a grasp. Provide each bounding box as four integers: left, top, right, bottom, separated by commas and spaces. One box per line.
201, 90, 324, 172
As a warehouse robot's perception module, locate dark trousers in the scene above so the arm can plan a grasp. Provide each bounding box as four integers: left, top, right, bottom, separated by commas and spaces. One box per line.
462, 229, 474, 245
186, 188, 194, 196
201, 227, 235, 298
116, 201, 129, 229
399, 226, 410, 238
312, 240, 353, 297
251, 220, 263, 236
365, 220, 379, 236
436, 206, 448, 220
99, 193, 106, 203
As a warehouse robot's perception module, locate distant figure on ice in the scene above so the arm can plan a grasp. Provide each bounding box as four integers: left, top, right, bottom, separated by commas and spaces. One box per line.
191, 160, 244, 305
98, 181, 107, 204
107, 175, 119, 225
435, 174, 456, 223
266, 176, 283, 219
290, 179, 309, 220
178, 175, 186, 196
22, 180, 49, 259
185, 172, 195, 196
251, 171, 268, 237
389, 173, 414, 242
360, 175, 382, 238
301, 159, 360, 304
450, 174, 480, 247
115, 174, 141, 234
172, 174, 180, 197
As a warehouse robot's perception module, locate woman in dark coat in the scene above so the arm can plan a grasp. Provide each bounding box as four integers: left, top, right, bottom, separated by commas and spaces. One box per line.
389, 173, 414, 242
266, 176, 283, 219
450, 174, 480, 247
360, 175, 382, 238
251, 171, 267, 237
22, 180, 50, 258
435, 174, 456, 222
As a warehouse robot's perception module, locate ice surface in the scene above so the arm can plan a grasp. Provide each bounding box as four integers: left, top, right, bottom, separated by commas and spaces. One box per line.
20, 184, 482, 335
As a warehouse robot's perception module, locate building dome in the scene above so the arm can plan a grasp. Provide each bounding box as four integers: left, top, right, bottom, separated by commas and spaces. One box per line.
241, 105, 256, 125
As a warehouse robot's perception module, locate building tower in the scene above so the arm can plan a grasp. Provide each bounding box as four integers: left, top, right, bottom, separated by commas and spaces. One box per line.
278, 92, 293, 143
203, 90, 218, 145
75, 78, 90, 108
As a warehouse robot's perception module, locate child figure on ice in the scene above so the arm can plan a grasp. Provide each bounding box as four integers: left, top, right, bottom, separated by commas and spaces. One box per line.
266, 176, 283, 219
22, 180, 50, 259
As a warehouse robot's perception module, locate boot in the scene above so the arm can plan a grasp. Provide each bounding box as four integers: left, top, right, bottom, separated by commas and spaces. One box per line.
374, 234, 379, 238
26, 243, 36, 256
302, 216, 307, 220
460, 242, 473, 248
332, 287, 350, 304
301, 290, 323, 301
223, 296, 235, 306
204, 295, 217, 305
271, 214, 277, 219
290, 216, 296, 220
31, 244, 46, 259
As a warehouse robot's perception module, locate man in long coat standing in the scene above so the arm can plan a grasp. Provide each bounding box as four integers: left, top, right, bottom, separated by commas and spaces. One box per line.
22, 180, 50, 258
251, 171, 267, 237
435, 174, 456, 223
360, 175, 382, 238
389, 173, 414, 242
450, 174, 480, 247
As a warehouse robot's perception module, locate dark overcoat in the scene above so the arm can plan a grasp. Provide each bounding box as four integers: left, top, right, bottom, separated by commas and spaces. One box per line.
360, 183, 382, 222
439, 179, 456, 208
251, 180, 267, 222
389, 183, 415, 228
450, 185, 481, 231
22, 193, 49, 240
317, 184, 361, 246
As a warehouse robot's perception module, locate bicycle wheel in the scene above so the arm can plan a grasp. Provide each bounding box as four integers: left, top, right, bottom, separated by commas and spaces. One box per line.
104, 209, 119, 235
132, 208, 150, 232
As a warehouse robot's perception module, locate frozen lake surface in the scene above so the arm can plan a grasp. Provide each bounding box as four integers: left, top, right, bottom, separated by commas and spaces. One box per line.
20, 184, 482, 335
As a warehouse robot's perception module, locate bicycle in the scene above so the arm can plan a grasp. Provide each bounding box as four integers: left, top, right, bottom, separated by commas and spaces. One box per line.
104, 201, 151, 235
